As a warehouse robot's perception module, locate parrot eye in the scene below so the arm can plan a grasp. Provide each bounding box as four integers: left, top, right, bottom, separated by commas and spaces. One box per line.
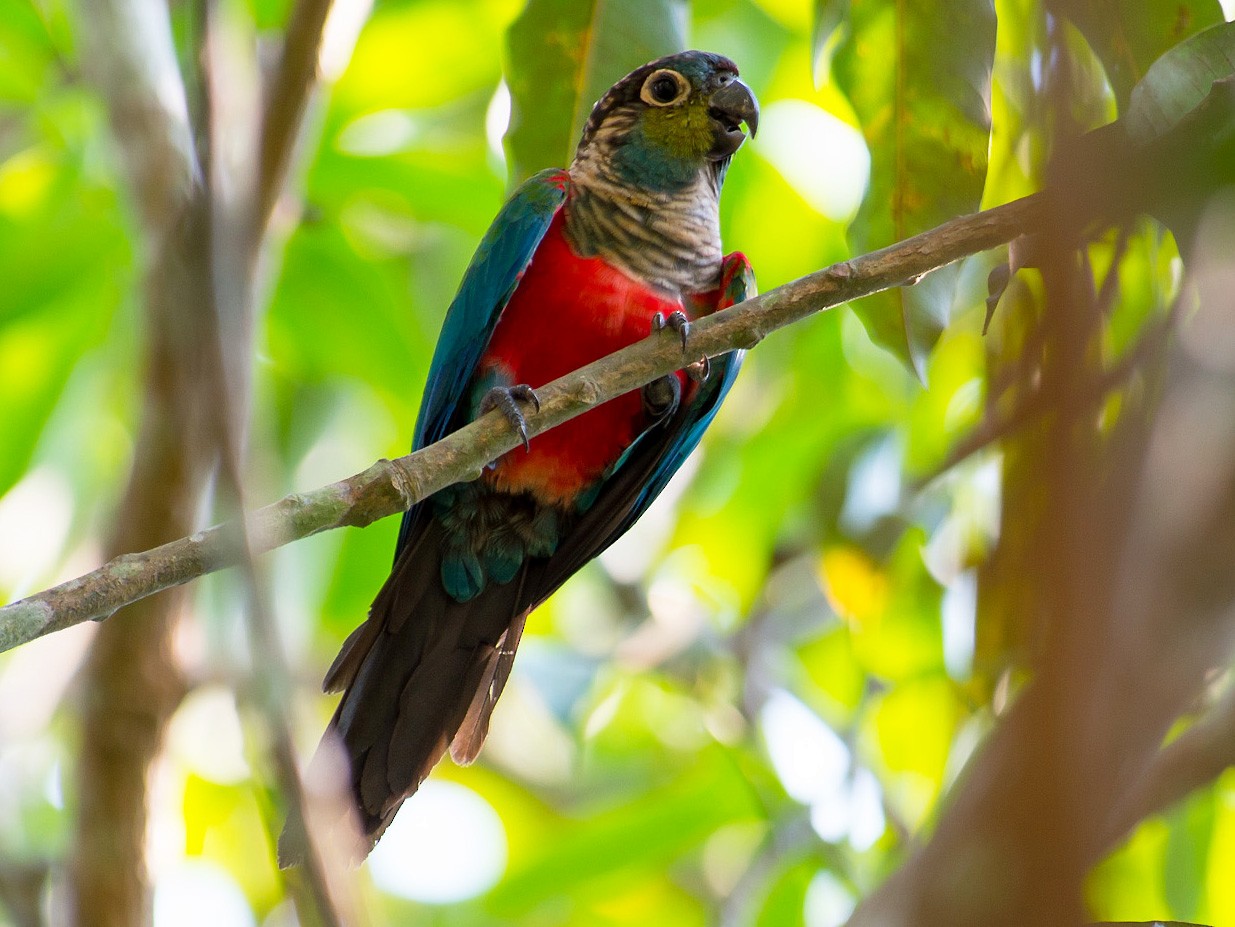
640, 69, 689, 107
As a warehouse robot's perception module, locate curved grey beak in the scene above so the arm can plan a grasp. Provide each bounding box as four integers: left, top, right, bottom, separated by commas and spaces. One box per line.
707, 77, 759, 161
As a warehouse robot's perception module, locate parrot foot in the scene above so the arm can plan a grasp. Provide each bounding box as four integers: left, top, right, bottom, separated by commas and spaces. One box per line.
685, 355, 711, 383
480, 384, 540, 452
642, 373, 681, 424
651, 310, 690, 352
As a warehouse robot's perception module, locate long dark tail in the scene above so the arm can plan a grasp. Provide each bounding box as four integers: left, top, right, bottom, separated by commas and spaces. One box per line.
280, 518, 526, 862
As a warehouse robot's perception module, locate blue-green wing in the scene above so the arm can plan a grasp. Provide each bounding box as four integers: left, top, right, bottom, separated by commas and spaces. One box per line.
398, 169, 569, 554
413, 168, 570, 449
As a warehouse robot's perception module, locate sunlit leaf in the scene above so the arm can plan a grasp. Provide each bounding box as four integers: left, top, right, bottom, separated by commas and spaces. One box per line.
799, 625, 866, 721
1163, 790, 1216, 922
863, 677, 959, 825
1087, 818, 1171, 922
0, 149, 128, 499
831, 0, 996, 378
331, 1, 512, 116
0, 0, 59, 103
820, 546, 888, 625
1206, 771, 1235, 922
504, 0, 687, 182
248, 0, 292, 31
182, 776, 281, 914
845, 528, 946, 681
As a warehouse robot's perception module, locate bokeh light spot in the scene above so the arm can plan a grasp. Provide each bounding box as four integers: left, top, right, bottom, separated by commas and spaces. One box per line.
367, 780, 507, 903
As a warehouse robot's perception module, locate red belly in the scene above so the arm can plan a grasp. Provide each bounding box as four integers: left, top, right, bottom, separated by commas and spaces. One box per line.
479, 211, 687, 506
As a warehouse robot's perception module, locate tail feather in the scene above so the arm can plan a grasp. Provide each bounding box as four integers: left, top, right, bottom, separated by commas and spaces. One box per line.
450, 611, 528, 765
316, 517, 527, 848
322, 523, 435, 695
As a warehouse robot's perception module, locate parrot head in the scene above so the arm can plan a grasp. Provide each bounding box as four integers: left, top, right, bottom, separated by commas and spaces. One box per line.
574, 51, 759, 191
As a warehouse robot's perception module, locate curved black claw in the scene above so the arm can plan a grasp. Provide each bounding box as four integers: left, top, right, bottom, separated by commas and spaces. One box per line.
642, 373, 681, 425
686, 355, 711, 384
651, 310, 691, 352
480, 384, 540, 452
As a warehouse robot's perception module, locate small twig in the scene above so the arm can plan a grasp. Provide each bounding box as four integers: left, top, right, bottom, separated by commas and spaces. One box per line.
201, 3, 355, 921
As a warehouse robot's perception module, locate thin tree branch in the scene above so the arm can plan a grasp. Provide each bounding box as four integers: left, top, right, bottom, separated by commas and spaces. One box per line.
0, 192, 1044, 651
256, 0, 335, 231
198, 6, 355, 923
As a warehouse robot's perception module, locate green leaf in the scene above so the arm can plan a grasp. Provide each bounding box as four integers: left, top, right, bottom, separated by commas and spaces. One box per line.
1127, 19, 1235, 144
0, 148, 128, 499
1048, 0, 1224, 109
756, 859, 816, 927
504, 0, 687, 183
489, 748, 759, 911
1163, 790, 1216, 922
0, 0, 57, 103
831, 0, 996, 379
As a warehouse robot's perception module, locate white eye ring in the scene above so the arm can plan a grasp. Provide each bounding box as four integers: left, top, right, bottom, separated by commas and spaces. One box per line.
640, 69, 690, 107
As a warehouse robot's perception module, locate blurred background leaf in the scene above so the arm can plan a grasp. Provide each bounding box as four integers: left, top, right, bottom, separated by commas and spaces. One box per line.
505, 0, 689, 181
830, 0, 997, 377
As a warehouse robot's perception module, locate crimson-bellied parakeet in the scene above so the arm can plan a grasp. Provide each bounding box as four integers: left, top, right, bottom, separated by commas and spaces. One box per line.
294, 50, 757, 857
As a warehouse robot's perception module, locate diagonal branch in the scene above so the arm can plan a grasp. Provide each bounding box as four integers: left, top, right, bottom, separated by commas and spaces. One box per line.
0, 192, 1044, 653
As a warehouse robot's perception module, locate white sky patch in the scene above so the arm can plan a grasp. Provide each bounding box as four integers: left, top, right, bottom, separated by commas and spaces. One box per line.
805, 870, 857, 927
600, 452, 699, 583
847, 767, 886, 850
0, 468, 73, 597
763, 689, 849, 805
757, 100, 870, 221
167, 686, 250, 785
153, 861, 255, 927
0, 622, 93, 739
1222, 0, 1234, 20
762, 690, 886, 848
368, 780, 507, 903
840, 434, 902, 534
486, 80, 512, 168
942, 570, 977, 680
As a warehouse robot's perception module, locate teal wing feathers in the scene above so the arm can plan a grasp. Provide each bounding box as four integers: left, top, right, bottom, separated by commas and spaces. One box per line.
413, 168, 570, 449
397, 169, 569, 554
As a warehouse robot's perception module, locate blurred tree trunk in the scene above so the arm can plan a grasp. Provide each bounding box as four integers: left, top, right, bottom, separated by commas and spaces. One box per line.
66, 2, 217, 923
68, 128, 217, 927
